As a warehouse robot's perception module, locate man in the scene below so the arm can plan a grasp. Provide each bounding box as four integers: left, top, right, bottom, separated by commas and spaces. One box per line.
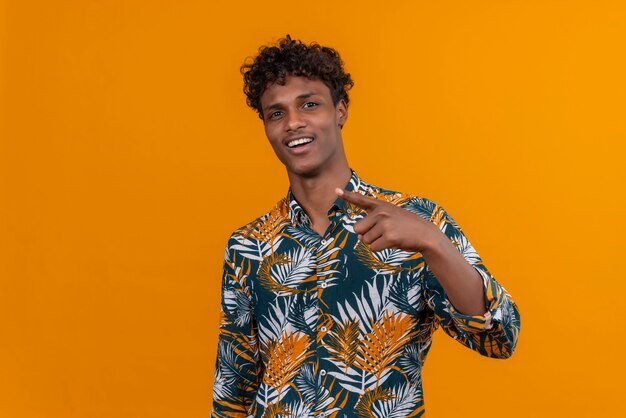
211, 36, 520, 418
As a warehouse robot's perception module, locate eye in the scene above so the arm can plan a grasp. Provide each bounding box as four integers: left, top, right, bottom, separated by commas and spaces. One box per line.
303, 102, 318, 109
267, 110, 283, 121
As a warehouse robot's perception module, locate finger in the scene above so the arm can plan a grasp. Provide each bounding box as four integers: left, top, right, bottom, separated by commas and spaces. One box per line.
360, 223, 384, 245
369, 236, 393, 252
353, 212, 378, 235
335, 188, 378, 211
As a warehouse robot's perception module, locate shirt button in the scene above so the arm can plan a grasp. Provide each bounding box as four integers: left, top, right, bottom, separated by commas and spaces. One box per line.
320, 326, 327, 332
320, 282, 327, 289
320, 369, 327, 376
321, 239, 327, 245
347, 208, 352, 214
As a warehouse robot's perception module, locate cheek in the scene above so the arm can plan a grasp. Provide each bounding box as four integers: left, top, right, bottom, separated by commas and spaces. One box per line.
264, 129, 287, 161
324, 114, 340, 132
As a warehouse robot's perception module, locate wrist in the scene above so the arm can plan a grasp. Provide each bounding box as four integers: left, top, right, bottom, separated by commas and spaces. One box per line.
419, 226, 447, 256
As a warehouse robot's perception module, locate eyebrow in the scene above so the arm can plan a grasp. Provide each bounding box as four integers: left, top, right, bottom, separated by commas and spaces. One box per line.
262, 91, 320, 113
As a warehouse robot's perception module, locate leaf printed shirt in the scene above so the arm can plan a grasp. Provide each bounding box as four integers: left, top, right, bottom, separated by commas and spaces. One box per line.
211, 171, 520, 418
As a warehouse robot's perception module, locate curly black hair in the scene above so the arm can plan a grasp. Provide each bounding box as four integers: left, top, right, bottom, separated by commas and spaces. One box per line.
241, 35, 354, 120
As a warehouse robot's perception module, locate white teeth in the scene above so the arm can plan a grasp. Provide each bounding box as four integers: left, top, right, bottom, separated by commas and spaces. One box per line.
287, 137, 313, 148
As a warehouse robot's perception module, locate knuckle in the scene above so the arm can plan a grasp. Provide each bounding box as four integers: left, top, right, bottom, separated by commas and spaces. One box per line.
380, 219, 393, 231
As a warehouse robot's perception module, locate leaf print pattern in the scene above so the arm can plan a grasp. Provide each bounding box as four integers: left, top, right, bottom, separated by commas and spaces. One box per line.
399, 345, 426, 383
371, 383, 424, 418
354, 387, 394, 418
354, 242, 423, 274
354, 312, 417, 381
241, 201, 291, 245
211, 170, 520, 417
257, 248, 317, 296
262, 332, 312, 395
325, 319, 360, 372
388, 273, 426, 317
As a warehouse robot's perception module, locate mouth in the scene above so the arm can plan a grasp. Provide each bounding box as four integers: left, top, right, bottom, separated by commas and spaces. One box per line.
285, 137, 314, 149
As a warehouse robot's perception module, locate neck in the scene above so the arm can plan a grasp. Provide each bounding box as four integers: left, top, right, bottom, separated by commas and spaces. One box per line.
288, 161, 352, 230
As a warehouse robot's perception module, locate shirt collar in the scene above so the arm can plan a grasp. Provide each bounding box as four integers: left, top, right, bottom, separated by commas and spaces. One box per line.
287, 169, 362, 227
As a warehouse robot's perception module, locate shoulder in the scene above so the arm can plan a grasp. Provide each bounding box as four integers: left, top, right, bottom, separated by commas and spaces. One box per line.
360, 179, 442, 220
225, 197, 291, 250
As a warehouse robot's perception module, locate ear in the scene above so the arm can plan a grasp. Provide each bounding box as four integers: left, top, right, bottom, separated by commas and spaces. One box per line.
337, 99, 348, 128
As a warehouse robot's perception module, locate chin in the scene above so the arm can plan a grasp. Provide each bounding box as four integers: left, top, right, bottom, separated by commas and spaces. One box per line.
287, 163, 323, 178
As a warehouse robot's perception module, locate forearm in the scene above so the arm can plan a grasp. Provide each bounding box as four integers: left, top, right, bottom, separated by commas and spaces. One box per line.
421, 231, 486, 316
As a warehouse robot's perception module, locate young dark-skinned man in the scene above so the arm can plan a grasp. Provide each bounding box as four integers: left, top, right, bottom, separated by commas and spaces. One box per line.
211, 36, 520, 418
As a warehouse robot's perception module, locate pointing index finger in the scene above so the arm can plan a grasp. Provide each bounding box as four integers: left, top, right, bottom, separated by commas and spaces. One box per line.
335, 188, 379, 211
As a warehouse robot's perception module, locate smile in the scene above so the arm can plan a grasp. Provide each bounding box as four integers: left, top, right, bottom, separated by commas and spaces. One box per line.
287, 137, 314, 148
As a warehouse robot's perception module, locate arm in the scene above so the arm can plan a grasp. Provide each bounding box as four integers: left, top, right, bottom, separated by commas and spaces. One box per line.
210, 240, 261, 417
420, 205, 520, 358
419, 222, 486, 316
336, 189, 520, 358
337, 188, 490, 315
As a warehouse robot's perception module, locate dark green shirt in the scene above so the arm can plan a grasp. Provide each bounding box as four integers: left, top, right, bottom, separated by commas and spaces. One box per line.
211, 170, 520, 418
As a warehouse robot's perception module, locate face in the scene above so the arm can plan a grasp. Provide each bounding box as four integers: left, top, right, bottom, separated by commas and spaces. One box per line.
259, 75, 348, 178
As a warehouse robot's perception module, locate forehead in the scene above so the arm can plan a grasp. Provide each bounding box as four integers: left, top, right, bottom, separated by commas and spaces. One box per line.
260, 75, 332, 106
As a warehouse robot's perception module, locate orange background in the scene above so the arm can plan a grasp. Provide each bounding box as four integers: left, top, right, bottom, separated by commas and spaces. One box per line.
1, 1, 625, 417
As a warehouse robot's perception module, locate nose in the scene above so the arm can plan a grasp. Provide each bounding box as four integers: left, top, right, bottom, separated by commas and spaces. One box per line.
285, 109, 306, 131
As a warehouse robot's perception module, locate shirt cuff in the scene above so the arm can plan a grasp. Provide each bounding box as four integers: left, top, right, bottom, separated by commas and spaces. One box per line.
446, 266, 501, 333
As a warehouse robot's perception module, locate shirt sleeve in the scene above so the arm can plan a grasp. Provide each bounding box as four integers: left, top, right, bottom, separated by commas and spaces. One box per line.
420, 205, 521, 359
210, 238, 262, 417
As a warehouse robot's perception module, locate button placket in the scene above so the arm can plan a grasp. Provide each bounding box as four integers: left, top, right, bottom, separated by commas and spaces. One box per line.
315, 242, 330, 410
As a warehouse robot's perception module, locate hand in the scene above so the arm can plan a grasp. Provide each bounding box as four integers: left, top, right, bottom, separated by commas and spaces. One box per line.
335, 188, 441, 253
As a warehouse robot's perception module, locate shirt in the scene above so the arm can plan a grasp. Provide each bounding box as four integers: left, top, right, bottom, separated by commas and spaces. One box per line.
211, 170, 520, 418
